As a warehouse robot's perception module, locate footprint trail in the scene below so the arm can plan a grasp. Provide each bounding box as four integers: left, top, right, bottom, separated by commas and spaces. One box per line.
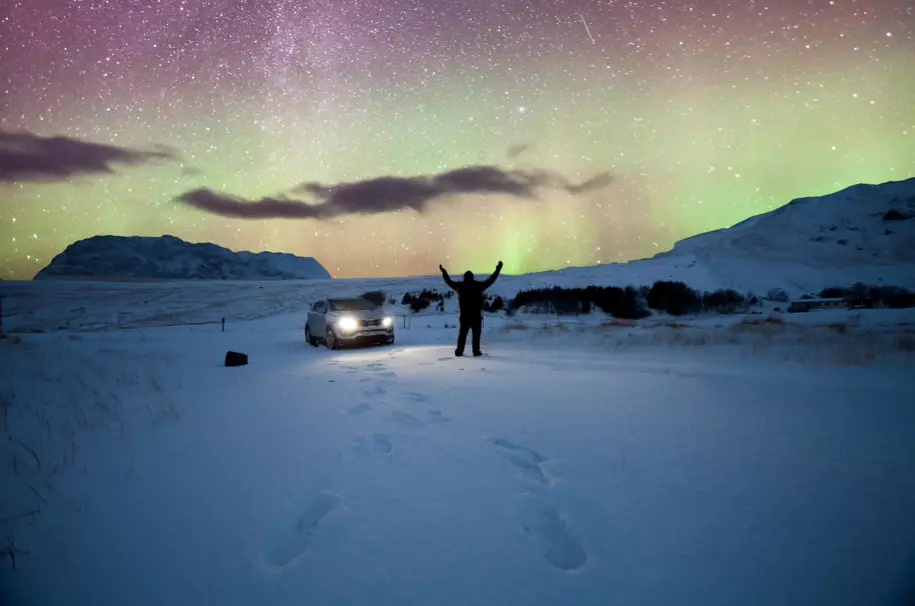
264, 491, 344, 569
490, 437, 552, 486
516, 494, 588, 572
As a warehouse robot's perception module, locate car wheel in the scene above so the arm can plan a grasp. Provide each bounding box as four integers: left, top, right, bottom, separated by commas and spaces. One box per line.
305, 325, 318, 347
325, 328, 338, 350
386, 335, 395, 345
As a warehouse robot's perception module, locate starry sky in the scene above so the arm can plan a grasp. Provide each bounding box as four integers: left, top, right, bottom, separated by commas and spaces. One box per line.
1, 0, 913, 280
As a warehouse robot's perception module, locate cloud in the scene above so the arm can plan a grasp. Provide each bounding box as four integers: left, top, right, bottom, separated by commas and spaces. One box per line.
565, 172, 615, 194
0, 130, 177, 182
176, 165, 613, 220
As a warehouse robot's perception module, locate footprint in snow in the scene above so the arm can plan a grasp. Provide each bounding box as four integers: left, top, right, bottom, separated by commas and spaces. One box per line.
402, 391, 430, 403
490, 437, 552, 486
362, 383, 387, 398
353, 432, 393, 455
346, 402, 372, 416
426, 410, 450, 423
391, 410, 425, 428
515, 494, 587, 572
264, 491, 344, 569
363, 362, 386, 371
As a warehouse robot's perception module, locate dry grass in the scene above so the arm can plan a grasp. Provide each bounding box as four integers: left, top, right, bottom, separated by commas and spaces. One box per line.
739, 315, 785, 325
897, 334, 915, 352
599, 320, 637, 328
826, 322, 849, 334
0, 338, 186, 571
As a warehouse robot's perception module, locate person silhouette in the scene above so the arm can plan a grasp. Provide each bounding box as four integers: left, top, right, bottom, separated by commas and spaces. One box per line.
439, 261, 503, 356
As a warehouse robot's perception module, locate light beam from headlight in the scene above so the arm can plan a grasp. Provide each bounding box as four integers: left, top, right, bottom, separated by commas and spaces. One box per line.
337, 316, 358, 332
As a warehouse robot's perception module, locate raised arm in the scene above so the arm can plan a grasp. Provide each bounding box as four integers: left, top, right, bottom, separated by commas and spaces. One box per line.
481, 261, 503, 290
439, 264, 457, 290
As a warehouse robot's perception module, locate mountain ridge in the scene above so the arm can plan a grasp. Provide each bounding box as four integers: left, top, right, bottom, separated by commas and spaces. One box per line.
34, 234, 332, 281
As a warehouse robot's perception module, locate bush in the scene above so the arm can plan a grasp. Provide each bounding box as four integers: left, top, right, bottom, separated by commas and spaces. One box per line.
401, 289, 445, 313
819, 286, 848, 299
482, 295, 505, 313
647, 281, 701, 316
509, 286, 649, 319
702, 289, 746, 313
592, 286, 648, 319
817, 283, 915, 308
412, 298, 431, 312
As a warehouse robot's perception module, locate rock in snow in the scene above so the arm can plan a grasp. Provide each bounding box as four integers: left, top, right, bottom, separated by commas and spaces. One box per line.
34, 234, 331, 281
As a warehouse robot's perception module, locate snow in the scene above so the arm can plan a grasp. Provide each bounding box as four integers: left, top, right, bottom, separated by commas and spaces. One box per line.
3, 176, 915, 604
3, 283, 915, 606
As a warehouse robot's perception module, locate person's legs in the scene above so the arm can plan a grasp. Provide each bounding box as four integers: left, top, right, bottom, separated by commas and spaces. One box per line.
471, 316, 483, 355
456, 318, 470, 356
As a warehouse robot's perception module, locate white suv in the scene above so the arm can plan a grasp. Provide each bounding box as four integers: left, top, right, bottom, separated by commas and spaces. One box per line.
305, 297, 395, 349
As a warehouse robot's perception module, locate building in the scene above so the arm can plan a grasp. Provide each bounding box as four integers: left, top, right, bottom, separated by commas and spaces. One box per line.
786, 298, 849, 313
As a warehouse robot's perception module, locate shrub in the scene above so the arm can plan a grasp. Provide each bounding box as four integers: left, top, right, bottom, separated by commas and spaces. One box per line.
702, 289, 746, 313
818, 283, 915, 308
510, 287, 581, 315
409, 297, 431, 312
401, 289, 445, 313
509, 286, 649, 319
884, 209, 907, 221
819, 286, 848, 299
591, 286, 648, 319
482, 295, 505, 313
647, 281, 701, 316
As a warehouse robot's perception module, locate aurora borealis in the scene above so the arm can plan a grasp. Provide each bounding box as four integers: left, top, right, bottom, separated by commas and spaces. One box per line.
1, 0, 913, 280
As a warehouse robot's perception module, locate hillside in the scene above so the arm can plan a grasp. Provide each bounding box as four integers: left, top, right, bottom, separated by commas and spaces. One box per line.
514, 176, 915, 296
33, 235, 332, 281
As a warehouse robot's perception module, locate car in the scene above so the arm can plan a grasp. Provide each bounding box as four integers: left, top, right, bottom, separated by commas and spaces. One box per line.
305, 296, 395, 349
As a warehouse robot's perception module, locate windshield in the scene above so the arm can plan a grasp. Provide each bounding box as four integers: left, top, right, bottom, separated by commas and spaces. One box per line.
329, 298, 379, 312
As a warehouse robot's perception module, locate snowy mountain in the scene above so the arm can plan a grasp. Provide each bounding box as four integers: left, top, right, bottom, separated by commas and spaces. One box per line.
33, 234, 332, 281
517, 176, 915, 296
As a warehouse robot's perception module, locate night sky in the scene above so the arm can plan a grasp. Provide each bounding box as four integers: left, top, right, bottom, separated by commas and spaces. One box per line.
2, 0, 913, 279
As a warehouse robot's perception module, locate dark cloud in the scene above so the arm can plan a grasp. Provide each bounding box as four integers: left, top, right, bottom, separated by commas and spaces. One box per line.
565, 172, 615, 194
0, 130, 177, 182
176, 165, 613, 220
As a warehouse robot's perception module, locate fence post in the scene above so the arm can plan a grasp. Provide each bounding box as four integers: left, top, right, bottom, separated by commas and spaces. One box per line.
222, 317, 225, 332
0, 295, 4, 338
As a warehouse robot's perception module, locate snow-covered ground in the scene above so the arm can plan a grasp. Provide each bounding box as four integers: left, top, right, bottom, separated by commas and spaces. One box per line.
2, 282, 915, 605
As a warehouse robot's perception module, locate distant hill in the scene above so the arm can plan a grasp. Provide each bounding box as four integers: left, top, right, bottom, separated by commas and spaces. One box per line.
34, 235, 332, 281
513, 176, 915, 296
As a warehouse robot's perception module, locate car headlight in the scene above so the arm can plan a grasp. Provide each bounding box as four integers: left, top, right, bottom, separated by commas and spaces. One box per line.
382, 316, 393, 328
337, 316, 358, 332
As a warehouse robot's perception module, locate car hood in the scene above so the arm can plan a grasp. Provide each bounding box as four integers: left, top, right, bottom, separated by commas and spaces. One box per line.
329, 309, 384, 320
